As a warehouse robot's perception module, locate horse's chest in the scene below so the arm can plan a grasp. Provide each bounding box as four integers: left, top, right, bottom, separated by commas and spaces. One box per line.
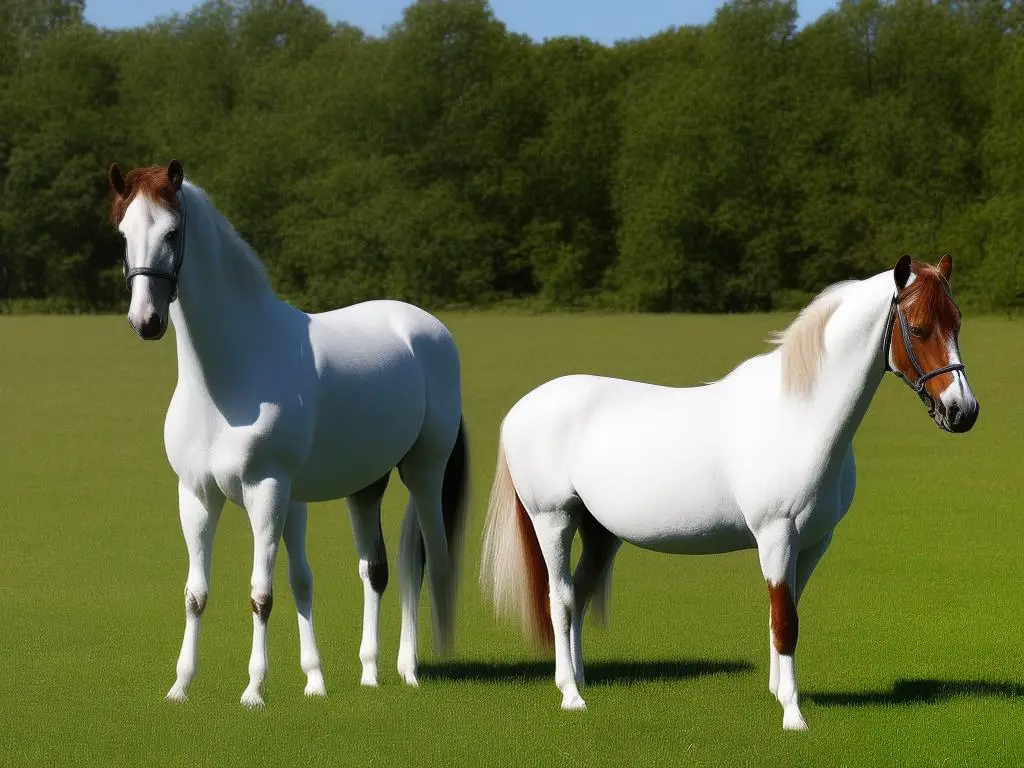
164, 396, 305, 505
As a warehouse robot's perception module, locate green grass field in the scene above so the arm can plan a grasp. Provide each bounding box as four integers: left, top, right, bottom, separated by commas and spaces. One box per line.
1, 312, 1021, 767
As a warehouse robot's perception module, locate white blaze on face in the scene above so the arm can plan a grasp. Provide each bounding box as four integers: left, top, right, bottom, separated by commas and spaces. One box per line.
938, 335, 978, 420
118, 194, 177, 336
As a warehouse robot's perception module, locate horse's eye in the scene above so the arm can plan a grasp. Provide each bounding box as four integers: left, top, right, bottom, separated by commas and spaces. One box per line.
165, 229, 178, 241
909, 326, 925, 338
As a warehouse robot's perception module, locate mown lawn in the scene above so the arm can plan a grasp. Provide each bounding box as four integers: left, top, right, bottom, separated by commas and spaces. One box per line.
0, 312, 1021, 767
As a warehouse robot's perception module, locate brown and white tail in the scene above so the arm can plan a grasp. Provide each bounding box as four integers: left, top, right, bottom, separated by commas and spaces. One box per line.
479, 436, 554, 648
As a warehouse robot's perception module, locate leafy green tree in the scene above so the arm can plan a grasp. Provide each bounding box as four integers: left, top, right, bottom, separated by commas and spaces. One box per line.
0, 0, 1020, 313
614, 2, 799, 311
0, 19, 123, 307
512, 37, 623, 306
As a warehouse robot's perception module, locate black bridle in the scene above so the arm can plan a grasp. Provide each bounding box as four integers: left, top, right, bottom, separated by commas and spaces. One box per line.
123, 191, 187, 302
882, 291, 965, 416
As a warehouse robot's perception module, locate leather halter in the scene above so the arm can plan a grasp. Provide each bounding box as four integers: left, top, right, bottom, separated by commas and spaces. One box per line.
882, 290, 964, 416
123, 190, 186, 302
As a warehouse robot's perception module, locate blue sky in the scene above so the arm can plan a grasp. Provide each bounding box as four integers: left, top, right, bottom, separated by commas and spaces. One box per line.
83, 1, 839, 42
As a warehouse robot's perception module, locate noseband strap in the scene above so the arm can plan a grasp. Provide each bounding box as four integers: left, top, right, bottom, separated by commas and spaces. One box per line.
883, 292, 965, 415
123, 190, 187, 302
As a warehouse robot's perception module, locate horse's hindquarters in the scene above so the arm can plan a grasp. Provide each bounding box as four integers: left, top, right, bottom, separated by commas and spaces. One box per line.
292, 304, 460, 502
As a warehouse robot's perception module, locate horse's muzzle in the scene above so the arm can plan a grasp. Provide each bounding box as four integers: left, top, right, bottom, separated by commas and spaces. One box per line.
936, 400, 979, 433
131, 313, 166, 341
946, 401, 979, 433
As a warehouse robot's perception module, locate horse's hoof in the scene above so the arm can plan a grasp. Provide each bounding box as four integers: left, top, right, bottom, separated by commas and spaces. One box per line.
397, 659, 419, 688
304, 671, 327, 697
240, 688, 265, 709
561, 694, 587, 711
165, 684, 188, 703
359, 662, 379, 688
783, 707, 808, 731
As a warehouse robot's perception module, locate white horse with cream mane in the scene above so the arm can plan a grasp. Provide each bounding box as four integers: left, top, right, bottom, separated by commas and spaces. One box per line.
108, 159, 469, 707
481, 255, 978, 730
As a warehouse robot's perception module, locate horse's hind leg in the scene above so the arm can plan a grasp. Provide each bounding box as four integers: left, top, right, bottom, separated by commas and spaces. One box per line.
571, 511, 621, 687
397, 497, 422, 686
345, 473, 390, 687
531, 508, 585, 710
399, 454, 454, 656
282, 501, 326, 696
166, 482, 224, 702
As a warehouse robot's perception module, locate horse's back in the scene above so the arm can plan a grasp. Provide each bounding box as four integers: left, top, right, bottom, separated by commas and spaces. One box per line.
311, 298, 461, 430
310, 299, 454, 351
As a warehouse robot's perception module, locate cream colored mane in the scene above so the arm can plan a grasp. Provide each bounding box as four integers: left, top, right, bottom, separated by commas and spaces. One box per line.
769, 281, 855, 398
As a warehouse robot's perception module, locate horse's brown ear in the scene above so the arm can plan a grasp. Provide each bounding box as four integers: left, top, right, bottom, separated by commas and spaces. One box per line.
894, 254, 913, 291
109, 164, 127, 196
167, 159, 184, 191
937, 253, 953, 281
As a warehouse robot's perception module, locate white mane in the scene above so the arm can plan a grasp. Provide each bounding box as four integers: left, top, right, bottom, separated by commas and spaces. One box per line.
181, 180, 273, 296
769, 280, 857, 398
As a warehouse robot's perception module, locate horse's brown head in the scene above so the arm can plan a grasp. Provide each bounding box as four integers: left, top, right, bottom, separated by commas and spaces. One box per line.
889, 254, 979, 433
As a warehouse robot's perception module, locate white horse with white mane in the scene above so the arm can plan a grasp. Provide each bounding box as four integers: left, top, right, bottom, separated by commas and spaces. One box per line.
108, 159, 469, 707
481, 255, 978, 730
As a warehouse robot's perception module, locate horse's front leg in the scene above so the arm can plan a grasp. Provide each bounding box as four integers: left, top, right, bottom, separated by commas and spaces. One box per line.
757, 520, 807, 731
767, 532, 832, 699
166, 482, 224, 701
240, 475, 290, 708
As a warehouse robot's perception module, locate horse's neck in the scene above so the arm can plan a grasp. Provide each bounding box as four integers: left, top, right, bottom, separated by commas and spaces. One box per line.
806, 273, 895, 455
169, 190, 278, 386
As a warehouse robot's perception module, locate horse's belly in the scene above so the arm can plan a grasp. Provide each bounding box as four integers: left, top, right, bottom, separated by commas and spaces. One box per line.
291, 396, 423, 502
582, 486, 755, 555
572, 412, 755, 555
291, 436, 413, 503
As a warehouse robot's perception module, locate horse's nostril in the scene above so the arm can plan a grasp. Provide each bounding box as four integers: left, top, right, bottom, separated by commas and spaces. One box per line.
140, 314, 162, 339
948, 403, 960, 425
960, 402, 979, 431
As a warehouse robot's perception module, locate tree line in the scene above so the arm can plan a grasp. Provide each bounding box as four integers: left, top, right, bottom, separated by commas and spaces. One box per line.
0, 0, 1022, 314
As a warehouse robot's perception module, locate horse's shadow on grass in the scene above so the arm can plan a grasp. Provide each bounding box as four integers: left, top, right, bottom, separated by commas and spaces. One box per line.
807, 678, 1024, 707
420, 658, 754, 686
423, 662, 1024, 708
423, 662, 1024, 707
